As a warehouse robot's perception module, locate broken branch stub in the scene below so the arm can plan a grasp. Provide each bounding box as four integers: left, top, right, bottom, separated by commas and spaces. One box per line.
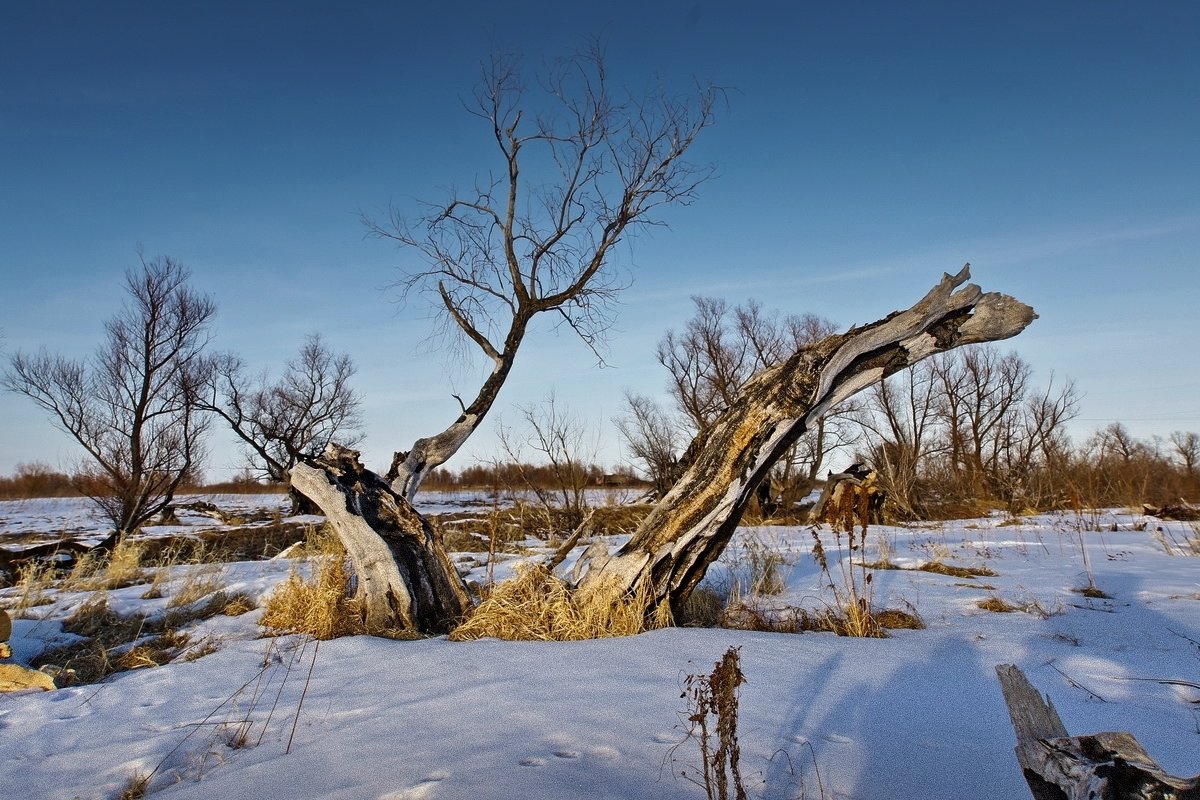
575, 266, 1037, 614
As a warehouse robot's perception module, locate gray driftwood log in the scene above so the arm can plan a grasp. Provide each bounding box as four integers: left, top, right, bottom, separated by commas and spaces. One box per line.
572, 266, 1037, 614
996, 664, 1200, 800
291, 445, 471, 634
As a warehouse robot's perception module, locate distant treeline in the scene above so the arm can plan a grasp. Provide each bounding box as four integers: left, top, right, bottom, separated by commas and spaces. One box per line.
0, 461, 647, 500
420, 462, 647, 491
0, 463, 284, 501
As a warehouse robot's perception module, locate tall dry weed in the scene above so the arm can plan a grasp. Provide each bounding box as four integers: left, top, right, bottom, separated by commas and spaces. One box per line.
678, 646, 748, 800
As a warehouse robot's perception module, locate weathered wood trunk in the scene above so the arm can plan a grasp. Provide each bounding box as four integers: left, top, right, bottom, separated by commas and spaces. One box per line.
997, 664, 1200, 800
291, 445, 471, 635
574, 267, 1037, 614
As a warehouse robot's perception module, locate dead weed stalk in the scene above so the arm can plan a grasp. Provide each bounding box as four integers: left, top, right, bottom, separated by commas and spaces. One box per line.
678, 646, 748, 800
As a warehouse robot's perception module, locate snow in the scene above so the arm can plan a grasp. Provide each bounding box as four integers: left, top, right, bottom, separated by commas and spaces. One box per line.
1, 498, 1198, 799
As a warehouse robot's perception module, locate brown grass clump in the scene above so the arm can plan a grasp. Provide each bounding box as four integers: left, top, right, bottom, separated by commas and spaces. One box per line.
261, 557, 366, 640
117, 771, 151, 800
874, 606, 925, 630
677, 587, 727, 628
917, 561, 997, 578
449, 564, 671, 641
977, 595, 1018, 613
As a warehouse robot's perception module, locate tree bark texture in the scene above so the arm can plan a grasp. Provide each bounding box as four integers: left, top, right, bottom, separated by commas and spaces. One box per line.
291, 445, 471, 634
997, 664, 1200, 800
575, 267, 1037, 613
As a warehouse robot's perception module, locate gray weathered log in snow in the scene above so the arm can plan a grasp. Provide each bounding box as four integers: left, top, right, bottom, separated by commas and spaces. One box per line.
291, 444, 471, 634
574, 266, 1037, 614
997, 663, 1200, 800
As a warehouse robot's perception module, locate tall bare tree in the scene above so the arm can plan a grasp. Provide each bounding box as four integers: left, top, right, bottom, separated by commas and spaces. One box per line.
200, 333, 362, 510
4, 256, 215, 543
1169, 430, 1199, 477
614, 391, 685, 497
367, 44, 722, 500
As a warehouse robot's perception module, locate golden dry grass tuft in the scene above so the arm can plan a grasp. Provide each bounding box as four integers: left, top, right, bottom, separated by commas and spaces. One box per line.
449, 564, 671, 641
977, 595, 1018, 612
260, 557, 366, 640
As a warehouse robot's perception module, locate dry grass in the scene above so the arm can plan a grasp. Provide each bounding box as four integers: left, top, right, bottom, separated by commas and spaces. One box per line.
260, 557, 366, 640
166, 564, 226, 609
916, 561, 997, 578
7, 560, 56, 612
117, 771, 151, 800
977, 595, 1018, 613
449, 564, 671, 641
874, 606, 925, 630
33, 588, 241, 683
60, 541, 146, 592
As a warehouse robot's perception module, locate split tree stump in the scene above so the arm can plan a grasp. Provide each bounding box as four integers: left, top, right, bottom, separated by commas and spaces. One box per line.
996, 664, 1199, 800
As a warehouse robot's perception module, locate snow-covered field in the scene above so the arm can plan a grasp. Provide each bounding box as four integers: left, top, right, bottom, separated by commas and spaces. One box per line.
1, 497, 1198, 800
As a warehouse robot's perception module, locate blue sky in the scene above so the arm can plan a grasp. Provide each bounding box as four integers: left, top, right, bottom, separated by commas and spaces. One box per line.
2, 1, 1198, 479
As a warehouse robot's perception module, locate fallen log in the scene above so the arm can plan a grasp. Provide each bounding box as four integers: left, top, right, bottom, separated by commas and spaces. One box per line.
996, 663, 1200, 800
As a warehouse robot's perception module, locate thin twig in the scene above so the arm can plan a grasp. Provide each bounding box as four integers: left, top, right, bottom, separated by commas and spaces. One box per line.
286, 639, 319, 754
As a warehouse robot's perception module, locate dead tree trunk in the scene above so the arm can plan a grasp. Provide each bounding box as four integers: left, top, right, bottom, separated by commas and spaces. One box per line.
996, 664, 1200, 800
574, 266, 1037, 614
291, 444, 471, 635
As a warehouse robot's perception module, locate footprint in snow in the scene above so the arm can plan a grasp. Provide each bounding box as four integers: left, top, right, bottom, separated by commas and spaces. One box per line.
822, 734, 853, 745
651, 732, 680, 744
378, 772, 448, 800
553, 750, 580, 759
519, 757, 546, 767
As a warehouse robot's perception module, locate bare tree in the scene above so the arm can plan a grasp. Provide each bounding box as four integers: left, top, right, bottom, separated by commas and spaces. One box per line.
614, 391, 685, 497
855, 359, 942, 518
3, 256, 215, 543
368, 44, 722, 500
494, 393, 599, 533
656, 297, 857, 509
201, 333, 362, 510
933, 346, 1031, 496
1169, 430, 1199, 477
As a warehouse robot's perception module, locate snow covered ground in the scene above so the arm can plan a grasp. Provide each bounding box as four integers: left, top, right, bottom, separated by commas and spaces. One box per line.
1, 498, 1198, 800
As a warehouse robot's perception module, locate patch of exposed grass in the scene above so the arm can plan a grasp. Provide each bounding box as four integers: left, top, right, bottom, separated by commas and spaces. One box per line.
1075, 585, 1111, 599
676, 586, 727, 628
34, 588, 240, 683
875, 606, 925, 630
117, 771, 151, 800
167, 565, 226, 609
449, 564, 671, 641
917, 561, 997, 578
